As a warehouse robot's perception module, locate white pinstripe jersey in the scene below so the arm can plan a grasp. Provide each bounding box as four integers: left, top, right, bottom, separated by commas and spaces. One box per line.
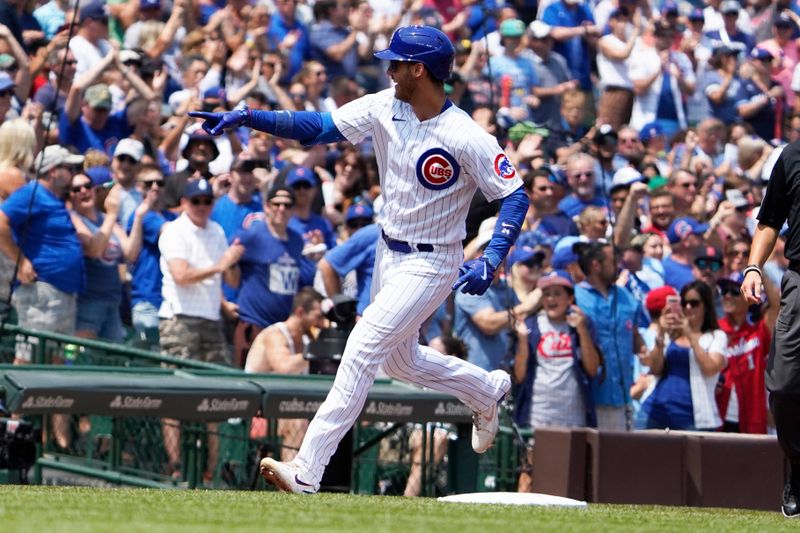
331, 88, 523, 245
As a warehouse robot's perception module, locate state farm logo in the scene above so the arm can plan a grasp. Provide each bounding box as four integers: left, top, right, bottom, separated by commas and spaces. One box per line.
416, 147, 461, 190
364, 401, 413, 417
21, 395, 74, 409
196, 398, 250, 413
109, 395, 163, 410
434, 401, 471, 417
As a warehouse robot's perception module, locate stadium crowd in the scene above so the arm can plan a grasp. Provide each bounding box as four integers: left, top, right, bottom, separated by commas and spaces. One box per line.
0, 0, 792, 485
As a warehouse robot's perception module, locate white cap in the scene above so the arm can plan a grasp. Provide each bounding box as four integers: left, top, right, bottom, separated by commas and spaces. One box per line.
474, 216, 498, 249
610, 167, 645, 191
114, 138, 145, 162
528, 20, 552, 39
34, 145, 84, 173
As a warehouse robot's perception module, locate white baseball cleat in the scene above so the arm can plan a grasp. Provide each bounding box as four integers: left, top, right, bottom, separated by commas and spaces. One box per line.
259, 457, 318, 494
472, 370, 511, 454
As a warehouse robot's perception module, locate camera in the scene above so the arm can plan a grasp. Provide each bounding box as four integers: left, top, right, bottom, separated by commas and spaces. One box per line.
0, 418, 40, 480
304, 294, 358, 375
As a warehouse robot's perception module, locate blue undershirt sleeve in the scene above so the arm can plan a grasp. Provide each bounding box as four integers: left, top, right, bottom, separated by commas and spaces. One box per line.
248, 110, 345, 146
483, 186, 529, 268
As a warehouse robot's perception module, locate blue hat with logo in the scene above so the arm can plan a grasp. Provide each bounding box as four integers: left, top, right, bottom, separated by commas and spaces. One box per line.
183, 178, 214, 199
346, 203, 374, 222
639, 122, 665, 143
286, 165, 316, 188
688, 8, 705, 21
750, 47, 773, 61
551, 236, 582, 269
667, 216, 708, 244
79, 0, 107, 22
86, 166, 112, 187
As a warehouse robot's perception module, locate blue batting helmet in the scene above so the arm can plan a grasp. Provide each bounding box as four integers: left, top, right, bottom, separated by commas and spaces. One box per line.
374, 25, 455, 81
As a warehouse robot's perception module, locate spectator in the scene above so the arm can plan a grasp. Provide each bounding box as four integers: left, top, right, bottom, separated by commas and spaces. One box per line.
245, 287, 325, 461
663, 216, 708, 290
557, 152, 605, 218
513, 270, 600, 429
703, 45, 745, 126
704, 0, 756, 57
527, 21, 576, 128
287, 165, 337, 252
507, 245, 548, 302
113, 138, 145, 226
268, 0, 311, 83
542, 0, 598, 93
692, 245, 726, 291
0, 145, 85, 365
596, 7, 638, 130
317, 206, 377, 316
666, 169, 703, 219
127, 164, 176, 347
33, 42, 76, 125
68, 0, 111, 77
210, 153, 263, 240
488, 18, 539, 121
756, 13, 798, 110
232, 185, 306, 368
574, 241, 645, 430
576, 205, 609, 241
717, 271, 779, 433
520, 168, 577, 239
68, 171, 152, 341
309, 0, 365, 80
629, 23, 695, 139
639, 280, 727, 430
162, 130, 218, 209
739, 47, 784, 142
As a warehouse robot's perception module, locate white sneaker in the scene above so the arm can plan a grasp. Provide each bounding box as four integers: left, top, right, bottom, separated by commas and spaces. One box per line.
471, 370, 511, 454
259, 457, 318, 494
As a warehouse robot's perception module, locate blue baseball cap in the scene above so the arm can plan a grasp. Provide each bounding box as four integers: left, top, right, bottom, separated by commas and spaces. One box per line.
203, 86, 225, 101
661, 0, 678, 14
551, 236, 582, 269
286, 166, 316, 188
79, 0, 107, 22
667, 216, 708, 244
140, 0, 160, 9
717, 271, 745, 289
750, 47, 773, 61
183, 178, 214, 199
86, 166, 112, 187
639, 122, 665, 143
346, 203, 374, 222
688, 8, 705, 21
508, 246, 546, 268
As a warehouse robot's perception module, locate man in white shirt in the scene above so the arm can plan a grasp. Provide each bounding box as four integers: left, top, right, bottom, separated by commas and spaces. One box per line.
68, 0, 111, 77
157, 177, 244, 485
158, 178, 243, 364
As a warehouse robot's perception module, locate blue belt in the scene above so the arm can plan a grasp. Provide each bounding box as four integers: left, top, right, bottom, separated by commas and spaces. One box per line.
381, 230, 434, 253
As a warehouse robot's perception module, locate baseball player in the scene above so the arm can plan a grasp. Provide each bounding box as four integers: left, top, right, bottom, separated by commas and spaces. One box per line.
190, 25, 529, 494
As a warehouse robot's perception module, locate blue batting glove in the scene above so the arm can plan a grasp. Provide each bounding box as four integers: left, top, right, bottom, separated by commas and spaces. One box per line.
452, 257, 496, 295
188, 107, 250, 136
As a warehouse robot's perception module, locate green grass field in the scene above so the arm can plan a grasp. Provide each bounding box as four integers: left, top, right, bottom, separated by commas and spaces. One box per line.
0, 486, 796, 532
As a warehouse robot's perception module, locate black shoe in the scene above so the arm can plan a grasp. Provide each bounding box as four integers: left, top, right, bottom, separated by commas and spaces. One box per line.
783, 479, 800, 518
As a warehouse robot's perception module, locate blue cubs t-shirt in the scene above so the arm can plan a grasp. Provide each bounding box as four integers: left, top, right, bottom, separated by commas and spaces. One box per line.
1, 181, 84, 294
127, 210, 177, 308
59, 110, 131, 156
235, 219, 306, 328
323, 223, 378, 315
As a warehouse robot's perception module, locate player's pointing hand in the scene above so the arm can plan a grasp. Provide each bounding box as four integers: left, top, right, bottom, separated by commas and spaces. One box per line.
189, 107, 250, 136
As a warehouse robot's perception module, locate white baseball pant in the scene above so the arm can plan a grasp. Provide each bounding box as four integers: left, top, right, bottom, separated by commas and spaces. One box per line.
293, 238, 509, 485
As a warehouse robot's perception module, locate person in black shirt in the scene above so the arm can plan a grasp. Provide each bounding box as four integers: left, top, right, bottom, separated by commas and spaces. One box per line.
743, 139, 800, 518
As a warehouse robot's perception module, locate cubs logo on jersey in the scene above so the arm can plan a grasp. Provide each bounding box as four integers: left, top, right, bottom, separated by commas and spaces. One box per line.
494, 154, 516, 180
416, 148, 461, 190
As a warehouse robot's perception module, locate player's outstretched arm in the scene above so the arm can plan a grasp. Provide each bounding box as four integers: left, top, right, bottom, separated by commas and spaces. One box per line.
453, 186, 528, 295
189, 107, 346, 145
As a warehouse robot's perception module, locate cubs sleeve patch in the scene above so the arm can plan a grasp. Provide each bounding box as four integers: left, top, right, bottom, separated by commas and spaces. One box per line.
494, 154, 517, 180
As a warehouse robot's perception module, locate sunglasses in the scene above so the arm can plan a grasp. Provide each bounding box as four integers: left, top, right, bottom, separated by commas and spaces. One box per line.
71, 183, 93, 193
141, 179, 165, 189
270, 201, 293, 209
116, 154, 137, 165
570, 171, 594, 179
520, 259, 543, 269
190, 197, 213, 206
728, 249, 750, 258
719, 285, 741, 297
536, 185, 554, 192
695, 258, 722, 271
290, 92, 306, 99
682, 298, 703, 308
290, 181, 313, 190
346, 218, 371, 229
679, 182, 697, 189
64, 59, 78, 65
0, 89, 13, 98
